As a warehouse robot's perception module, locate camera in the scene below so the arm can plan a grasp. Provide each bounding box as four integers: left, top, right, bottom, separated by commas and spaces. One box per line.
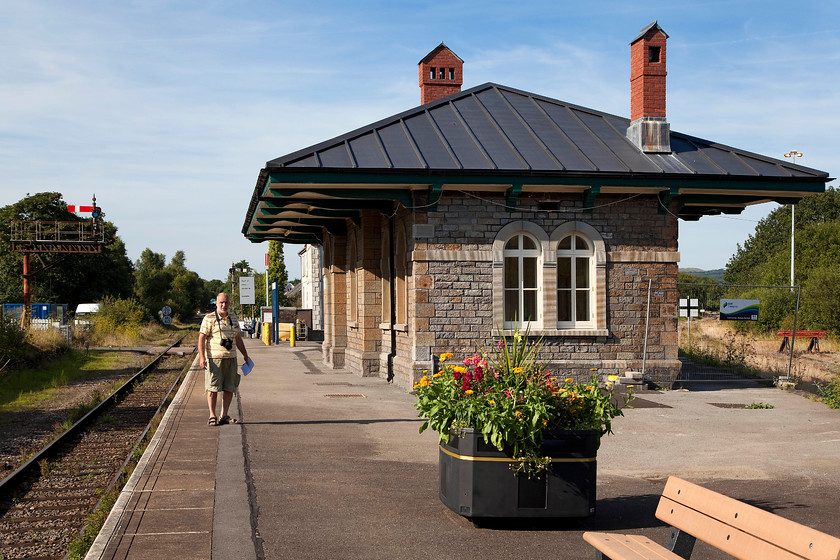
220, 338, 233, 350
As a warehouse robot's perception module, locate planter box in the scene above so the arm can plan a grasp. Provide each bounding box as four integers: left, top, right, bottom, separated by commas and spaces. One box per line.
439, 428, 598, 518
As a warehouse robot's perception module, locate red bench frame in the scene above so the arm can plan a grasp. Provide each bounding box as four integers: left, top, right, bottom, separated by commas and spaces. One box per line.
776, 330, 826, 353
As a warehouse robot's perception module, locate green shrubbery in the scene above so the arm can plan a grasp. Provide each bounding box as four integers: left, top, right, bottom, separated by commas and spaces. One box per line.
0, 316, 69, 370
89, 296, 150, 341
816, 375, 840, 409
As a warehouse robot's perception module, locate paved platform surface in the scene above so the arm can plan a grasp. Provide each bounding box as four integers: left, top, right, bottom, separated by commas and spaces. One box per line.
87, 340, 840, 559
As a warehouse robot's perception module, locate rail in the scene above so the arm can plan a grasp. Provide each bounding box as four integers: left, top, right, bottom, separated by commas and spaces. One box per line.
0, 335, 187, 495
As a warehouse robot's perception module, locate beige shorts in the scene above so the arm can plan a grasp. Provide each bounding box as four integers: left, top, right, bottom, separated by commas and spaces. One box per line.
206, 358, 240, 393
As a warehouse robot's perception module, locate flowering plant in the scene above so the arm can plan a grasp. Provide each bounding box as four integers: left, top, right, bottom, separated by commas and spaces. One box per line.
414, 329, 624, 472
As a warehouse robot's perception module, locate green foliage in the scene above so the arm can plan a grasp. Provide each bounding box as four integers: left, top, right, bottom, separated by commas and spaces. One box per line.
0, 192, 134, 308
414, 330, 623, 472
133, 249, 209, 320
268, 240, 289, 306
799, 267, 840, 336
92, 296, 150, 339
0, 316, 70, 371
745, 402, 775, 409
816, 375, 840, 408
723, 187, 840, 335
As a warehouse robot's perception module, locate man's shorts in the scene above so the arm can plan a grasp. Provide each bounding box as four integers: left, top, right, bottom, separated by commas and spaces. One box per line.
206, 358, 240, 393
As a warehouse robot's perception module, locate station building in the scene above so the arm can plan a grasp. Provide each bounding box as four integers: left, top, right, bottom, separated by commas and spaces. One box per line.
242, 23, 830, 391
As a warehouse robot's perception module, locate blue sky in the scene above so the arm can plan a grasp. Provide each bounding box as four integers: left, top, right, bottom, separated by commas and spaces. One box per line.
1, 1, 837, 282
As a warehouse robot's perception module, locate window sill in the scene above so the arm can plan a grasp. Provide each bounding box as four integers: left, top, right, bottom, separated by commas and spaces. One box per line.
502, 328, 610, 338
379, 322, 408, 332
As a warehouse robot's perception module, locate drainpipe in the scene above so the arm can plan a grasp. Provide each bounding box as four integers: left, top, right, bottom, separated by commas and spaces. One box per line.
387, 216, 397, 383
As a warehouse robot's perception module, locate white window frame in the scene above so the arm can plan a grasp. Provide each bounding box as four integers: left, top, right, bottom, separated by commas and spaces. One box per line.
549, 221, 607, 333
493, 221, 548, 331
556, 232, 596, 329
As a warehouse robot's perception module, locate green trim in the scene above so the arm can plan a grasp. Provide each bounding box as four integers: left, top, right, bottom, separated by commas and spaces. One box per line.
265, 170, 827, 193
428, 183, 443, 211
505, 184, 522, 212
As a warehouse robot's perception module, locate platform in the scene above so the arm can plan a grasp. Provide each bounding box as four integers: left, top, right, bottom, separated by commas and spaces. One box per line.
86, 340, 840, 559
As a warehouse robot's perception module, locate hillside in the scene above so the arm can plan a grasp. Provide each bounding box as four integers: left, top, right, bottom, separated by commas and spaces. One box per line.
679, 268, 725, 283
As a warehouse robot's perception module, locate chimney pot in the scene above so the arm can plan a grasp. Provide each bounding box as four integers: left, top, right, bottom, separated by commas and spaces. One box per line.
419, 43, 463, 105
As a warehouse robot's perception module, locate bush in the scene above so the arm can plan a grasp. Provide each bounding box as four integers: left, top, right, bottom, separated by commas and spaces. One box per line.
90, 297, 151, 342
816, 375, 840, 409
0, 316, 68, 370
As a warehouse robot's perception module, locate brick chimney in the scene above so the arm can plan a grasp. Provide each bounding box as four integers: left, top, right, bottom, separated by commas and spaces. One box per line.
627, 22, 670, 153
419, 43, 463, 104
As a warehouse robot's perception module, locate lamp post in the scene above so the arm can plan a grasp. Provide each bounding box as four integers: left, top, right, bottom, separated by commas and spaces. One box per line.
784, 150, 803, 291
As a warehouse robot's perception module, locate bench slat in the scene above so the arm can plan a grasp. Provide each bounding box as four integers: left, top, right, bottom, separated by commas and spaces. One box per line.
659, 478, 840, 560
583, 532, 684, 560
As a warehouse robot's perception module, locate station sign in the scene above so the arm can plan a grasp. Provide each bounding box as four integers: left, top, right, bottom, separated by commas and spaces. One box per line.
240, 276, 255, 305
720, 299, 759, 321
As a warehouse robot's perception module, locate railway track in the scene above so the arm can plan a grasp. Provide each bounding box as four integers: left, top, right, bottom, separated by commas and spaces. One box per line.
0, 338, 195, 560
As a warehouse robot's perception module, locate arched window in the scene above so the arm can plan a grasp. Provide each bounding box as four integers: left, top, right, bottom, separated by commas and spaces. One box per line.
348, 230, 358, 323
556, 232, 595, 328
395, 222, 407, 325
503, 233, 541, 328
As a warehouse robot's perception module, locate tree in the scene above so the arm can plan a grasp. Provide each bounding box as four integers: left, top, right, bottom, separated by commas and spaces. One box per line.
268, 240, 289, 306
0, 192, 134, 310
133, 249, 170, 314
724, 187, 840, 332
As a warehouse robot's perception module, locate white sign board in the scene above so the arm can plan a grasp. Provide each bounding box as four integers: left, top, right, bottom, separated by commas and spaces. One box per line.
239, 276, 255, 305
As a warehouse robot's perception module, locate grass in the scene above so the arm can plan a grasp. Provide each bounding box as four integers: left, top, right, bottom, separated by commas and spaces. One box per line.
0, 351, 136, 414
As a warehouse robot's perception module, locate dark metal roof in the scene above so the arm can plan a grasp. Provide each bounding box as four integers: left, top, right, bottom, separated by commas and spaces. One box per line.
267, 82, 826, 180
244, 82, 830, 244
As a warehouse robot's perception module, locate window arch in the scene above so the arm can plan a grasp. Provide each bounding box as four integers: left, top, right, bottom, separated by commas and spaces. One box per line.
493, 222, 548, 330
395, 222, 407, 326
348, 230, 358, 323
504, 233, 540, 326
550, 221, 607, 332
556, 233, 594, 327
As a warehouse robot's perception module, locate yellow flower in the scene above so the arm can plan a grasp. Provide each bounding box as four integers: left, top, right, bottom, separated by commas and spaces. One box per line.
438, 352, 454, 362
453, 366, 467, 374
512, 367, 523, 374
465, 389, 474, 395
417, 375, 431, 388
542, 419, 548, 426
433, 372, 443, 378
489, 400, 496, 405
607, 375, 619, 381
565, 378, 574, 383
590, 368, 598, 371
515, 411, 522, 417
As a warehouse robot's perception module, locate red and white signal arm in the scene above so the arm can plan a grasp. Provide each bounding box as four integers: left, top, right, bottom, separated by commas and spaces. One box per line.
67, 205, 95, 213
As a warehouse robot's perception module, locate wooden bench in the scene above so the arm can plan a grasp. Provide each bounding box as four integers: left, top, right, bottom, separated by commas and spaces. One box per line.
583, 476, 840, 560
777, 330, 826, 353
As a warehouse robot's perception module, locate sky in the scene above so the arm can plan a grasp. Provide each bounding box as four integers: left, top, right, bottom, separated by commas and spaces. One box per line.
1, 0, 838, 282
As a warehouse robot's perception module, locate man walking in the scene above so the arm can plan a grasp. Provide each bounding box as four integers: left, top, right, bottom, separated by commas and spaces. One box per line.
198, 292, 250, 426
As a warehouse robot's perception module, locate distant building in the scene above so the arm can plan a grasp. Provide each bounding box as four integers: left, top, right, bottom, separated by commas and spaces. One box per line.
243, 24, 830, 390
299, 244, 324, 332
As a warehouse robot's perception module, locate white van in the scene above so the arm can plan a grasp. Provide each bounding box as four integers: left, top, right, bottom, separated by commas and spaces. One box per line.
74, 303, 100, 326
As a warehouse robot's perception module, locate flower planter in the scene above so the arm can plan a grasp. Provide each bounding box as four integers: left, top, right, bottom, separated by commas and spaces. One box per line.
439, 428, 598, 518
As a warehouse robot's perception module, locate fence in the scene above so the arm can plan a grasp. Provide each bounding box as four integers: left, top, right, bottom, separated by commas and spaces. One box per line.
639, 281, 820, 389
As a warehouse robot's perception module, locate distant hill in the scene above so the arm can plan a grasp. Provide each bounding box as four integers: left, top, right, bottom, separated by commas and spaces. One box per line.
679, 268, 725, 283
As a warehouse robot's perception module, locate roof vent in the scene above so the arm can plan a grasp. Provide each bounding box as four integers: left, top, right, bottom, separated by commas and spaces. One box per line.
627, 22, 671, 153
